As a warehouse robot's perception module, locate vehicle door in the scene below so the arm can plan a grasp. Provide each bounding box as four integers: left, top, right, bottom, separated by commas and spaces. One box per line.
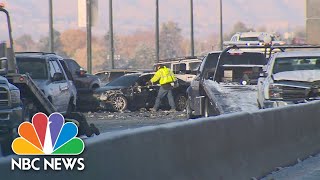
49, 59, 70, 112
190, 53, 219, 106
60, 60, 77, 102
257, 56, 274, 106
133, 74, 158, 108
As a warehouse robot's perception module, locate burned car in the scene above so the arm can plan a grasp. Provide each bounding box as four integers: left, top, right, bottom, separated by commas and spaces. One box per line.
93, 73, 189, 112
257, 51, 320, 109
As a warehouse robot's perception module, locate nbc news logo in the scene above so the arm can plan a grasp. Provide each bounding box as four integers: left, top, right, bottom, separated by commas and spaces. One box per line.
11, 113, 85, 171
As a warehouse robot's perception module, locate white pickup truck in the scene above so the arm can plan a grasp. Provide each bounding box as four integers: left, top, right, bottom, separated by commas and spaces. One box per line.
224, 32, 285, 46
257, 51, 320, 109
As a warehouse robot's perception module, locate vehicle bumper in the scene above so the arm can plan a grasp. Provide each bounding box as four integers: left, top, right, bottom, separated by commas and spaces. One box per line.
263, 100, 294, 108
92, 93, 113, 110
0, 107, 23, 138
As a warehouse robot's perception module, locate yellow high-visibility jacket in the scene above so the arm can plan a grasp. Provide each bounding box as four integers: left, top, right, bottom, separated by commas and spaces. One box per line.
151, 66, 176, 85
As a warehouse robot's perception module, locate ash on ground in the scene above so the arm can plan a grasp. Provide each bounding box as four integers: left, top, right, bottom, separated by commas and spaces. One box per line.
85, 109, 187, 133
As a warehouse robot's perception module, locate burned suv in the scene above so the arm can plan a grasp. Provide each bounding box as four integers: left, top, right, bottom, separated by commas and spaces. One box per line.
257, 51, 320, 109
93, 73, 189, 112
187, 47, 267, 118
15, 53, 77, 114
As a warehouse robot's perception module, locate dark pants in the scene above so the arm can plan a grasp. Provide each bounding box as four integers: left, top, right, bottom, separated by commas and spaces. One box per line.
154, 85, 176, 110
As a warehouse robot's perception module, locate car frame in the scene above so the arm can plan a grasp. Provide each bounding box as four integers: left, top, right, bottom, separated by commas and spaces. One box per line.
93, 73, 189, 112
186, 45, 271, 119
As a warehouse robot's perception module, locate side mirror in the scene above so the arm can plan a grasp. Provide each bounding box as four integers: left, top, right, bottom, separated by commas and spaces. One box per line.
0, 57, 8, 76
52, 72, 64, 81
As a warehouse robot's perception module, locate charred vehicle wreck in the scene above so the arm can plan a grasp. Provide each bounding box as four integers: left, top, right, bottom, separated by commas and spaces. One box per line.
187, 45, 269, 118
93, 73, 189, 112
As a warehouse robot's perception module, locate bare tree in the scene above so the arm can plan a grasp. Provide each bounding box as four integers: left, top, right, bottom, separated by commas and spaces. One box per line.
15, 34, 36, 51
159, 21, 183, 59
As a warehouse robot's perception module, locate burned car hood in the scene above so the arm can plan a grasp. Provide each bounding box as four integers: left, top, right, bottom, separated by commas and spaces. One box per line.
94, 86, 127, 93
273, 70, 320, 82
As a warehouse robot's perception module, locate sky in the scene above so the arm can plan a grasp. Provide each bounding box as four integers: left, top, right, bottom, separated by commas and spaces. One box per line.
0, 0, 306, 40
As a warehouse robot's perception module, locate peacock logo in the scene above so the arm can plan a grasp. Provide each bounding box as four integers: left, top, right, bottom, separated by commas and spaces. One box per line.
12, 112, 85, 155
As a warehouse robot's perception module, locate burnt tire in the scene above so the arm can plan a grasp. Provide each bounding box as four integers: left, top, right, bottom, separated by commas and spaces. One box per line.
175, 94, 187, 111
111, 95, 128, 112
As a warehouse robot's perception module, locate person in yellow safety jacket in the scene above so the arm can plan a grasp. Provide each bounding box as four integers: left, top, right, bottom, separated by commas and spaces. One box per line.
149, 65, 176, 112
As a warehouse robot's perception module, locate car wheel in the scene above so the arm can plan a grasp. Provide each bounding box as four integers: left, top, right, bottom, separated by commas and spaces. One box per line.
175, 94, 187, 111
111, 95, 128, 112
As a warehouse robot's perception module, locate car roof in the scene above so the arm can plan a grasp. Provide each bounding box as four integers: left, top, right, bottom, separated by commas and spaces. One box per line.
207, 51, 222, 55
123, 72, 155, 77
237, 32, 275, 37
15, 52, 62, 59
274, 51, 320, 58
207, 50, 264, 55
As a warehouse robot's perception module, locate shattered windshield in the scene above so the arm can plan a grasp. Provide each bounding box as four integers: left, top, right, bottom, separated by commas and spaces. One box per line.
273, 56, 320, 74
106, 74, 140, 87
16, 58, 48, 79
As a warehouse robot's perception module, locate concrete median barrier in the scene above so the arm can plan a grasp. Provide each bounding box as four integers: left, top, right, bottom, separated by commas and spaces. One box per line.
1, 101, 320, 180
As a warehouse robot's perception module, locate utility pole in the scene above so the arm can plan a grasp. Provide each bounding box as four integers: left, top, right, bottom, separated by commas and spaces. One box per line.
190, 0, 194, 56
155, 0, 159, 63
219, 0, 223, 50
86, 0, 92, 73
109, 0, 115, 69
49, 0, 54, 53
